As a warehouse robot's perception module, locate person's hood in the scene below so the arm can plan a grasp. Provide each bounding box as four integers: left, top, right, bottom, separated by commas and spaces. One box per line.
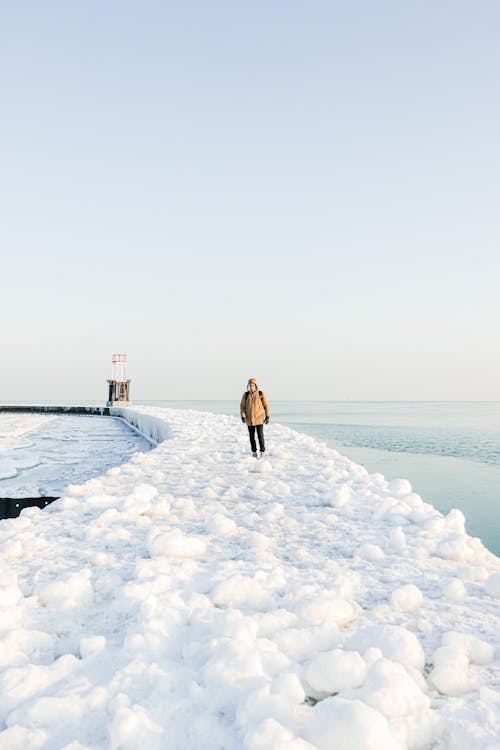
247, 378, 259, 390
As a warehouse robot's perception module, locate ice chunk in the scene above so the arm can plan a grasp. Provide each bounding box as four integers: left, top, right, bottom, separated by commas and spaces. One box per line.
442, 632, 494, 665
346, 625, 425, 671
390, 584, 424, 612
436, 534, 474, 562
445, 508, 466, 533
147, 529, 207, 558
428, 662, 472, 696
305, 649, 367, 694
325, 485, 351, 508
388, 479, 412, 497
442, 578, 467, 600
207, 513, 238, 537
358, 543, 385, 562
427, 637, 477, 696
302, 697, 401, 750
343, 657, 433, 748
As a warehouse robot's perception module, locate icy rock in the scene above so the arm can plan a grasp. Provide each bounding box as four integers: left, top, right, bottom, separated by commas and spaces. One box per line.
325, 485, 351, 508
442, 632, 494, 665
404, 492, 423, 508
343, 657, 433, 749
147, 529, 207, 558
305, 648, 367, 694
445, 508, 467, 534
358, 543, 385, 562
436, 534, 474, 563
442, 578, 467, 600
485, 572, 500, 599
428, 642, 474, 696
388, 479, 412, 497
207, 514, 238, 537
428, 662, 472, 696
390, 584, 424, 612
302, 696, 401, 750
346, 625, 425, 671
348, 657, 431, 717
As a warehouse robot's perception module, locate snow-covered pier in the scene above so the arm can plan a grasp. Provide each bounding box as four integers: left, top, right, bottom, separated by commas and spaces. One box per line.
0, 405, 113, 416
0, 405, 499, 749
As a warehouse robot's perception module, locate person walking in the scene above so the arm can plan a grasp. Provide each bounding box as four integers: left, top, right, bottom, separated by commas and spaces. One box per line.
240, 378, 270, 458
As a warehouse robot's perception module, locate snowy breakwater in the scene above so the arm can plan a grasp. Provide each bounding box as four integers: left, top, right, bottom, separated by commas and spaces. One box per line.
0, 412, 152, 502
0, 405, 499, 750
110, 406, 172, 445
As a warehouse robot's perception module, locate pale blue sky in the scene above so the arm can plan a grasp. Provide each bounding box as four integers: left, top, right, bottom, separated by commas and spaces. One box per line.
1, 1, 499, 401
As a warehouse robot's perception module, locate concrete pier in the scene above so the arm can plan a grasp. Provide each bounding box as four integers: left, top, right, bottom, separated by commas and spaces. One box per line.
0, 405, 111, 415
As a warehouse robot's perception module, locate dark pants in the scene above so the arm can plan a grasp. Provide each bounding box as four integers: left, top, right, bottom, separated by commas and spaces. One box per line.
248, 424, 265, 453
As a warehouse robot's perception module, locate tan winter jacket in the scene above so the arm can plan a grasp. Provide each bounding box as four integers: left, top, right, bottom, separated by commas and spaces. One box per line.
240, 378, 270, 426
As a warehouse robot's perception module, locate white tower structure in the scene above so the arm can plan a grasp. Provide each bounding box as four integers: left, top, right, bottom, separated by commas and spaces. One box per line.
107, 354, 131, 406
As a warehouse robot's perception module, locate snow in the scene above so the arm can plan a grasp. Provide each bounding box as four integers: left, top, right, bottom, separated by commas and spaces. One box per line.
0, 404, 499, 750
304, 648, 367, 694
391, 584, 424, 613
302, 696, 401, 750
0, 413, 152, 498
485, 571, 500, 598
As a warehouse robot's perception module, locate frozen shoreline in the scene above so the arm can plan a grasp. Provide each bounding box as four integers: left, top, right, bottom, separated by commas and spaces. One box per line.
0, 405, 499, 749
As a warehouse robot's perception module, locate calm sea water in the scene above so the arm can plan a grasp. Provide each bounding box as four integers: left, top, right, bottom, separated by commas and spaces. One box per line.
142, 401, 500, 557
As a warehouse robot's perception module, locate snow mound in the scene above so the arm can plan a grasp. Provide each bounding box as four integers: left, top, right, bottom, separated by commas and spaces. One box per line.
0, 405, 498, 749
147, 529, 207, 558
391, 584, 424, 612
302, 697, 401, 750
346, 625, 425, 671
305, 648, 366, 694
